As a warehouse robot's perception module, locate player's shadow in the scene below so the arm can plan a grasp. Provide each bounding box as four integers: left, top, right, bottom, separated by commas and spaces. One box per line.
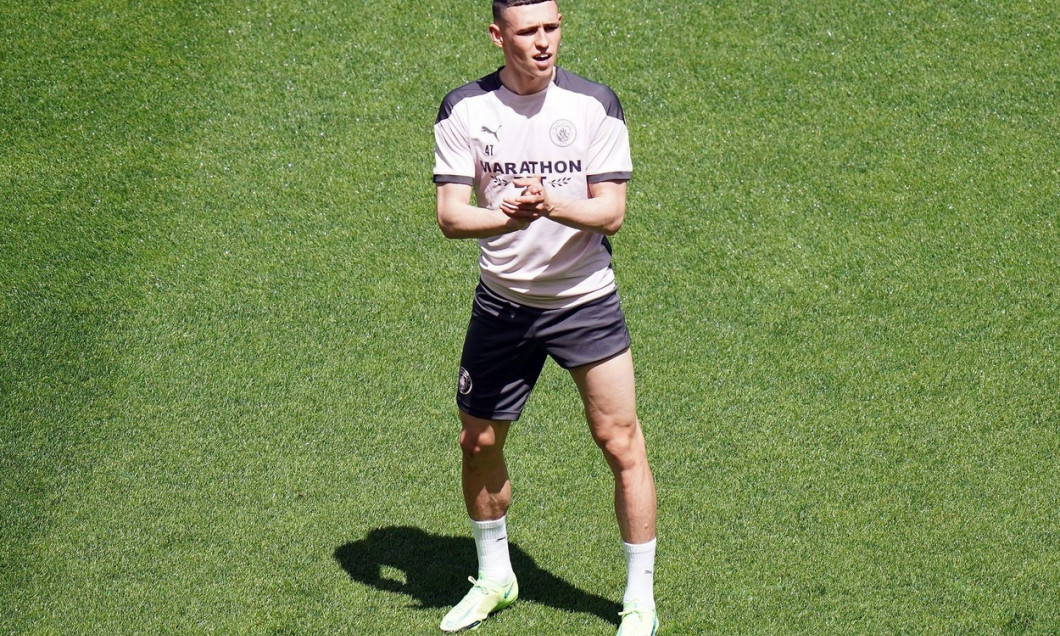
333, 526, 620, 626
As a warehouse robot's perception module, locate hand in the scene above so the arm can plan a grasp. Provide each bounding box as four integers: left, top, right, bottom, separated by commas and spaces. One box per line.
499, 175, 554, 222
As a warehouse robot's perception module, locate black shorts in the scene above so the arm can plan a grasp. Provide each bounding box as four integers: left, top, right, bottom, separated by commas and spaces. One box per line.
457, 282, 632, 421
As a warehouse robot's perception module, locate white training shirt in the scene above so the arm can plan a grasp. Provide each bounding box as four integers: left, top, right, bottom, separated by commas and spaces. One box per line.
433, 67, 633, 309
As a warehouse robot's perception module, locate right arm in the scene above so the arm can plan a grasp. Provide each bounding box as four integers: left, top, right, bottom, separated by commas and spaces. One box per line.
436, 182, 534, 239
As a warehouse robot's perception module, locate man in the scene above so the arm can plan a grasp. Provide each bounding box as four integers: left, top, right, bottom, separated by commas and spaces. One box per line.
432, 1, 658, 634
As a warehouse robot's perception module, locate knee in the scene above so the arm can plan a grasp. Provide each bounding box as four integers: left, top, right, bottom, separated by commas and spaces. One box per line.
459, 427, 496, 458
593, 417, 646, 470
458, 416, 506, 462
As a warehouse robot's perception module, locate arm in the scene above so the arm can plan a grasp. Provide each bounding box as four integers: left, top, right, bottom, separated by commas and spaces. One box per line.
435, 182, 534, 239
502, 177, 627, 236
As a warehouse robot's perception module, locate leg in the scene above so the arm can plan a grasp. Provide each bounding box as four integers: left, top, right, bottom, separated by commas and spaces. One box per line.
570, 348, 656, 543
459, 411, 513, 521
455, 284, 544, 520
441, 413, 520, 633
572, 349, 660, 634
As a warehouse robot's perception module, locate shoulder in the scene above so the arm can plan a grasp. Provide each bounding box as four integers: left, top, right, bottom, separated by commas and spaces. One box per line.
435, 69, 504, 124
552, 67, 624, 120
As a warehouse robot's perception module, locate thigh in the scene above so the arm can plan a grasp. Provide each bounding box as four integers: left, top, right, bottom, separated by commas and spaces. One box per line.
570, 348, 639, 436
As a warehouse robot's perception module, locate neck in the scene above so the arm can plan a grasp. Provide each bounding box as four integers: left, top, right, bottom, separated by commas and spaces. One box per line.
499, 67, 555, 95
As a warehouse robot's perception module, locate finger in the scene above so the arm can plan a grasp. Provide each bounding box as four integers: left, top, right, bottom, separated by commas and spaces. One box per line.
512, 175, 545, 189
504, 195, 539, 208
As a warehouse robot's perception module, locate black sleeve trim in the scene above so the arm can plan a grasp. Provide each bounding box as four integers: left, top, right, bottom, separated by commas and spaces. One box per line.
587, 172, 631, 184
433, 174, 475, 186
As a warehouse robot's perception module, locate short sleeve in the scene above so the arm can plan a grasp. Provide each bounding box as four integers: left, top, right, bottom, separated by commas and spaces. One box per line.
587, 112, 632, 183
433, 99, 475, 185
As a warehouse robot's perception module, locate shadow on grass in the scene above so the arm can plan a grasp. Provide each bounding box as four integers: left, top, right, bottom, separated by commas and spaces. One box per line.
334, 526, 620, 626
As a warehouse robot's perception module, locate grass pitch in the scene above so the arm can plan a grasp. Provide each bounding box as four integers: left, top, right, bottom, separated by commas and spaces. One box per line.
2, 0, 1058, 634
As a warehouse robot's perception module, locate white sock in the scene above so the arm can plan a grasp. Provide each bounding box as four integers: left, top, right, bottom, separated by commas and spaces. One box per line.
471, 516, 514, 584
622, 538, 656, 608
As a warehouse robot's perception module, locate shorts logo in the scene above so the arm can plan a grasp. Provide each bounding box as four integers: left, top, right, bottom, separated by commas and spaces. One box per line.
550, 119, 576, 147
458, 367, 473, 395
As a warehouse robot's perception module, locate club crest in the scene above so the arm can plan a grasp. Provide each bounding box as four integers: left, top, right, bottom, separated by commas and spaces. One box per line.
550, 119, 576, 147
458, 367, 473, 395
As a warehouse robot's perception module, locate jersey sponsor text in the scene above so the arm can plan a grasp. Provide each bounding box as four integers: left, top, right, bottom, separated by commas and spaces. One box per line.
479, 159, 582, 176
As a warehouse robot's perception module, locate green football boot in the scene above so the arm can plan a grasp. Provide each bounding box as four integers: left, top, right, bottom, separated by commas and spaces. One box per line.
616, 600, 659, 636
439, 576, 518, 633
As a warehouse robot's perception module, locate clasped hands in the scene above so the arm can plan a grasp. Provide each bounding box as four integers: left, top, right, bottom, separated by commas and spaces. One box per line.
499, 176, 554, 228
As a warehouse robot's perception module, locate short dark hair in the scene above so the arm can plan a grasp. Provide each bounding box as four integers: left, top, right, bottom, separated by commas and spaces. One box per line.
492, 0, 554, 23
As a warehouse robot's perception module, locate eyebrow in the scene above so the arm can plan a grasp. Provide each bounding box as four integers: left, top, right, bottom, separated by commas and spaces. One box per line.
515, 20, 560, 33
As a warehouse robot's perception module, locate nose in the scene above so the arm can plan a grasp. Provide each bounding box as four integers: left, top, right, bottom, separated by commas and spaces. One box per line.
534, 28, 548, 48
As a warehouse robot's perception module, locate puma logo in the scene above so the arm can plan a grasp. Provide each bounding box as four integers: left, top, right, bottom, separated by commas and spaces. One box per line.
481, 125, 501, 141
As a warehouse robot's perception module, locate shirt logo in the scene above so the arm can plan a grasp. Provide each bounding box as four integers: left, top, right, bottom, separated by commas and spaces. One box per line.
481, 125, 502, 141
550, 119, 576, 147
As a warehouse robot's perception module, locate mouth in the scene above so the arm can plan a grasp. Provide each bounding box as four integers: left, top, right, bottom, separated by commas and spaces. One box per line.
532, 52, 552, 67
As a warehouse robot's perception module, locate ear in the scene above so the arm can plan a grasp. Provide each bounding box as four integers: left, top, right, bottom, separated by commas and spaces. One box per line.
489, 22, 503, 48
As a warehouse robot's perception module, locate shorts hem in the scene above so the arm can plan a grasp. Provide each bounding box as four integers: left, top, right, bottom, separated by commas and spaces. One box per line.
559, 342, 631, 370
457, 402, 522, 423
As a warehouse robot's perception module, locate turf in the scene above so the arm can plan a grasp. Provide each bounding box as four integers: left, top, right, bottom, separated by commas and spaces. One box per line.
2, 0, 1058, 634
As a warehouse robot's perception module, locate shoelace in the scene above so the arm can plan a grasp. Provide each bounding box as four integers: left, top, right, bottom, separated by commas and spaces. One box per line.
453, 577, 498, 607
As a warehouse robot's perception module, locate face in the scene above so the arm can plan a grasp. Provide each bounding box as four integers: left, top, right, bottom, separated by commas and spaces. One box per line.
490, 1, 562, 94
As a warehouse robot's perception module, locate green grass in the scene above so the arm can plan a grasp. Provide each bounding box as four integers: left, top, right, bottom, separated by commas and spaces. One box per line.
2, 0, 1058, 634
